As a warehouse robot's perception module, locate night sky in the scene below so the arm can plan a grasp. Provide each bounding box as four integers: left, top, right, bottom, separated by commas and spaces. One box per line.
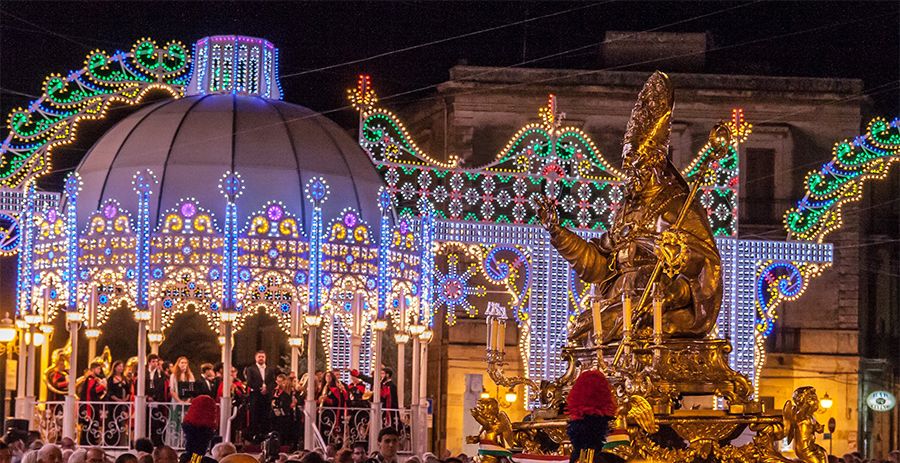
2, 2, 898, 131
0, 1, 897, 188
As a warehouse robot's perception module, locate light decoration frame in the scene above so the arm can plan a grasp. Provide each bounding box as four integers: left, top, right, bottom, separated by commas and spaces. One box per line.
64, 173, 82, 312
15, 182, 36, 317
350, 77, 745, 236
305, 177, 329, 317
785, 117, 900, 242
132, 170, 157, 310
352, 75, 842, 399
220, 171, 243, 315
0, 38, 190, 189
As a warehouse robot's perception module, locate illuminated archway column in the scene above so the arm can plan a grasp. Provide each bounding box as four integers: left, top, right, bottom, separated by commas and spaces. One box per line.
218, 172, 244, 441
414, 198, 435, 455
15, 181, 36, 419
368, 189, 392, 450
63, 168, 82, 441
304, 177, 328, 451
132, 170, 157, 440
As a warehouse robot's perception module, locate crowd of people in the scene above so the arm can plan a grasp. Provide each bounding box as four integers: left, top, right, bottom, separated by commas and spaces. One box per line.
0, 415, 474, 463
53, 350, 401, 449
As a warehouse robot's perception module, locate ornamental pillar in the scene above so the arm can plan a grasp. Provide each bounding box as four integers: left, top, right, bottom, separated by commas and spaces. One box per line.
394, 289, 409, 409
304, 177, 328, 451
417, 328, 433, 455
132, 170, 157, 440
14, 182, 36, 419
62, 173, 82, 440
219, 171, 243, 441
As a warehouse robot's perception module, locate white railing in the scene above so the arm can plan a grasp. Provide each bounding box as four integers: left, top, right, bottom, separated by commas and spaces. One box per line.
34, 401, 66, 446
35, 400, 133, 449
316, 406, 412, 452
147, 402, 190, 450
32, 400, 411, 452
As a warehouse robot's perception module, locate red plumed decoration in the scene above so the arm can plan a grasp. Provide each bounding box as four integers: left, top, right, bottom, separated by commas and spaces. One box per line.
566, 370, 616, 420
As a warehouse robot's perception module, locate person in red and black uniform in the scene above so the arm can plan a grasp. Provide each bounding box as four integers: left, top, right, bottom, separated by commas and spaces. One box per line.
47, 363, 69, 401
216, 366, 249, 443
359, 366, 399, 429
318, 370, 348, 445
271, 373, 297, 449
78, 361, 107, 445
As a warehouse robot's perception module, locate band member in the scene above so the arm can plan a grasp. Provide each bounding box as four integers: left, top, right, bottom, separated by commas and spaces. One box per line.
271, 374, 297, 448
318, 370, 348, 443
243, 350, 276, 442
106, 360, 131, 447
78, 361, 107, 444
359, 366, 399, 428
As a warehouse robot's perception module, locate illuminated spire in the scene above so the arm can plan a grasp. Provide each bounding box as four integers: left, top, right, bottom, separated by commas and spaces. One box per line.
188, 35, 282, 99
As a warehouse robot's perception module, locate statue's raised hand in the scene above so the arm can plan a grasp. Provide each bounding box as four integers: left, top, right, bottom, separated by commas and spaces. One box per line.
535, 196, 559, 231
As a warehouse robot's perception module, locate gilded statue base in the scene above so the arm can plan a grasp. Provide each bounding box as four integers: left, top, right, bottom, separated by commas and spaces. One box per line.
477, 338, 828, 463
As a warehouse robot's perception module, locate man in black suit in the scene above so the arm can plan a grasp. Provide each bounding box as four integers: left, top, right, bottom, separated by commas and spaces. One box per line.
146, 354, 169, 446
243, 350, 276, 442
195, 363, 219, 398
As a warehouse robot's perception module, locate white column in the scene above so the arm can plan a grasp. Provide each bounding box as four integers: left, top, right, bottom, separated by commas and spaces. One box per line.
290, 302, 302, 375
396, 339, 407, 408
63, 314, 81, 439
410, 333, 421, 452
133, 311, 149, 439
14, 321, 27, 417
25, 323, 37, 416
220, 318, 234, 441
304, 320, 320, 451
87, 288, 98, 361
350, 293, 364, 371
416, 332, 431, 456
368, 321, 385, 453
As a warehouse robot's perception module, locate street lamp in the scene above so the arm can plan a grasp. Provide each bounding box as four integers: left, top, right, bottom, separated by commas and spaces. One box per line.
819, 393, 833, 411
0, 315, 16, 344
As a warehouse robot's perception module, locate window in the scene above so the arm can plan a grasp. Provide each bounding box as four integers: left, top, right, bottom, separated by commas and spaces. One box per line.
742, 148, 776, 224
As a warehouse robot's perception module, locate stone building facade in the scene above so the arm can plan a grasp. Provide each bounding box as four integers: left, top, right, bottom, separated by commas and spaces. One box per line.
395, 33, 894, 456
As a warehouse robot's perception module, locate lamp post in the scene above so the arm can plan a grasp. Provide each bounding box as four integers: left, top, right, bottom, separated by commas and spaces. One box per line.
408, 321, 425, 454
24, 311, 42, 417
63, 311, 81, 439
417, 326, 433, 456
394, 290, 409, 410
86, 287, 99, 360
219, 171, 244, 442
304, 314, 321, 450
133, 308, 151, 439
15, 318, 27, 417
289, 301, 305, 376
63, 172, 81, 439
219, 311, 238, 440
304, 177, 328, 451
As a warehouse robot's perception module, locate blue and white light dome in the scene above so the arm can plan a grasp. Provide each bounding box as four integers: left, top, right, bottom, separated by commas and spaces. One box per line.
74, 35, 387, 233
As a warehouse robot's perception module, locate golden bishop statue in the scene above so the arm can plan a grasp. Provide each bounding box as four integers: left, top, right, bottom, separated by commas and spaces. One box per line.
537, 71, 723, 345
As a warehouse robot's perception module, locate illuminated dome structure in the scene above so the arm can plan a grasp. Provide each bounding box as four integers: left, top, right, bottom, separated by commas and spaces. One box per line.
24, 35, 427, 379
74, 94, 386, 232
